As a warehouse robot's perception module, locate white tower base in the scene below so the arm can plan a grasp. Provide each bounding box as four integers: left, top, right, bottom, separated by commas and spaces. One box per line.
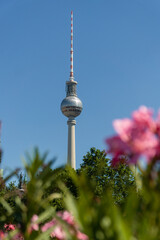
67, 118, 76, 169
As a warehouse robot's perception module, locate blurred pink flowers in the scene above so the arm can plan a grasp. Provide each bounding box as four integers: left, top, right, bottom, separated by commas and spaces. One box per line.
41, 211, 88, 240
0, 211, 88, 240
2, 224, 23, 240
0, 230, 6, 239
106, 106, 160, 165
4, 224, 15, 231
28, 214, 39, 233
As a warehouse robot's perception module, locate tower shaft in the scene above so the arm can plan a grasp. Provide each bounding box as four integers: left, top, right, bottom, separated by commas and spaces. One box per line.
67, 118, 76, 169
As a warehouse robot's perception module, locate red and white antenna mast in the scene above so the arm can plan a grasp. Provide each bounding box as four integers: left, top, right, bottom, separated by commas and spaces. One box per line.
70, 11, 74, 80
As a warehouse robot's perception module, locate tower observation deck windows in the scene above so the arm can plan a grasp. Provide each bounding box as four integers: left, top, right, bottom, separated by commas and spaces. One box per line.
66, 83, 77, 97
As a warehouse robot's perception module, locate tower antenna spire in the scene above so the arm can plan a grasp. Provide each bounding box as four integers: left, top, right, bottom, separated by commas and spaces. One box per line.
70, 11, 74, 80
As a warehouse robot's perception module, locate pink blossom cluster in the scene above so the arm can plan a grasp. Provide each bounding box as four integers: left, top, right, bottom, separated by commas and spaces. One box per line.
0, 224, 23, 240
41, 211, 88, 240
106, 106, 160, 165
0, 211, 88, 240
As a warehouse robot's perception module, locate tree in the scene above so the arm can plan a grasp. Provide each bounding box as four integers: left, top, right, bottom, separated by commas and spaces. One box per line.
78, 147, 136, 204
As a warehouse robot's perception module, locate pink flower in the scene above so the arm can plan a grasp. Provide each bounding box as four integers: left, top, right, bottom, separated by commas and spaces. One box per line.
76, 231, 89, 240
41, 219, 56, 232
106, 136, 130, 154
57, 211, 75, 226
50, 226, 66, 240
113, 118, 133, 142
131, 131, 158, 160
132, 106, 155, 131
4, 224, 15, 231
106, 136, 132, 165
41, 219, 66, 240
31, 214, 39, 231
2, 225, 24, 240
0, 230, 6, 239
106, 106, 160, 165
41, 211, 88, 240
27, 214, 39, 234
12, 233, 24, 240
155, 109, 160, 137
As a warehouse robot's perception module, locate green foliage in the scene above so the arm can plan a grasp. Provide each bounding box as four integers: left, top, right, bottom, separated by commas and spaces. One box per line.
61, 164, 160, 240
0, 148, 62, 239
1, 147, 160, 239
0, 172, 21, 227
0, 147, 136, 227
43, 147, 135, 211
78, 147, 136, 204
62, 171, 130, 240
43, 167, 78, 211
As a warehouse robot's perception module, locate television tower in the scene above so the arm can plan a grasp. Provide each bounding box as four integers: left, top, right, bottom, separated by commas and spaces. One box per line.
61, 11, 83, 169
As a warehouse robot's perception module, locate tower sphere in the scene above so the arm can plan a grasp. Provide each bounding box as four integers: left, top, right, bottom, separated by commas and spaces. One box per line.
61, 95, 83, 118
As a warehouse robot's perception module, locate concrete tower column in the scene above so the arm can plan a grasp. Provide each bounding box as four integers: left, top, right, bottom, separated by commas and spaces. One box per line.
67, 118, 76, 169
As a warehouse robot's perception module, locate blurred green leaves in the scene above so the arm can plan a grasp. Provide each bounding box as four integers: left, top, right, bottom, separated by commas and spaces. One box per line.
1, 147, 160, 239
0, 148, 61, 239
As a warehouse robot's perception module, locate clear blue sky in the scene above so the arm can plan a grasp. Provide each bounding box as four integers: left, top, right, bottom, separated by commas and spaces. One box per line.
0, 0, 160, 172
